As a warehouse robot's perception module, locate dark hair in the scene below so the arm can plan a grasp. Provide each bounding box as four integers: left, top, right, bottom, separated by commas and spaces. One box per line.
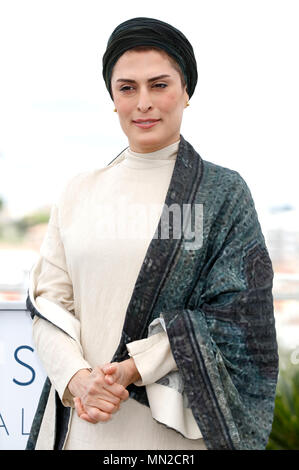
102, 17, 198, 101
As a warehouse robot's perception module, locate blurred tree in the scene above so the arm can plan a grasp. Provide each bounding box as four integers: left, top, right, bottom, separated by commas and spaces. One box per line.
267, 368, 299, 449
15, 209, 50, 235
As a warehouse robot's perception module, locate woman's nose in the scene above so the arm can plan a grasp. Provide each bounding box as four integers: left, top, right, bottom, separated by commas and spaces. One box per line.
137, 88, 152, 112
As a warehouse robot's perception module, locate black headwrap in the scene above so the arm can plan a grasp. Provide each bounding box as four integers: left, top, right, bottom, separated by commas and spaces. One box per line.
102, 17, 198, 100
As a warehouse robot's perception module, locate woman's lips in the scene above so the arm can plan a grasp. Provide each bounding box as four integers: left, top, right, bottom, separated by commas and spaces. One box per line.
133, 120, 160, 129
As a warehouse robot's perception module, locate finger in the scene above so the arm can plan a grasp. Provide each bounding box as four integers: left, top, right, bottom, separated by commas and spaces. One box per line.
111, 383, 129, 401
85, 405, 112, 423
74, 397, 84, 417
88, 374, 121, 403
76, 393, 113, 423
104, 373, 115, 385
111, 402, 120, 414
122, 389, 130, 401
86, 398, 118, 415
79, 412, 98, 423
95, 388, 121, 406
95, 380, 129, 404
75, 395, 114, 424
91, 366, 121, 396
103, 381, 127, 399
74, 397, 98, 423
103, 383, 129, 402
102, 363, 117, 375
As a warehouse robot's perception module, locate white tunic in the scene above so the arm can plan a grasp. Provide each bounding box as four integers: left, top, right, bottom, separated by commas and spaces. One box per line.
32, 139, 207, 450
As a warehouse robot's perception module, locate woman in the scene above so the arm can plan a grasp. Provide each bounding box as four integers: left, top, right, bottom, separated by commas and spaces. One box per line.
26, 17, 278, 450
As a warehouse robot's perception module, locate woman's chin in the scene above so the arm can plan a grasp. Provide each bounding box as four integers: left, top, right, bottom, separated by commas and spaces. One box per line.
129, 132, 162, 152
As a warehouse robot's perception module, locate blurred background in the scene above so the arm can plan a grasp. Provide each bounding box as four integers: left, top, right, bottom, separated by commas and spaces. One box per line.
0, 0, 298, 449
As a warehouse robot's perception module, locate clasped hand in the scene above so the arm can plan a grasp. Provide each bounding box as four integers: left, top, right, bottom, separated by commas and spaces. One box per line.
68, 359, 140, 424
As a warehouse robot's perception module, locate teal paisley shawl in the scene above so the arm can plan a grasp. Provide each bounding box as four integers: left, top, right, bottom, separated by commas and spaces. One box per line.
26, 134, 278, 450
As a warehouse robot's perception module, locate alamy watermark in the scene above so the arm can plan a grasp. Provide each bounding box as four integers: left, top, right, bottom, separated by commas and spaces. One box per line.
95, 197, 203, 251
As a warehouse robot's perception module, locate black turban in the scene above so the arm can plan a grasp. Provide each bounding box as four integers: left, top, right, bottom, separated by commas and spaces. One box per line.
102, 17, 198, 100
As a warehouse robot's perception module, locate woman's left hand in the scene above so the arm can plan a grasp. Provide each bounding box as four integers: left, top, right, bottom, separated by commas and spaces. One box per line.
73, 360, 139, 423
102, 358, 141, 388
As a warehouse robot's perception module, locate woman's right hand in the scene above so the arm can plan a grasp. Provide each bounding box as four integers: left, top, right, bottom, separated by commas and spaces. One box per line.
67, 367, 129, 423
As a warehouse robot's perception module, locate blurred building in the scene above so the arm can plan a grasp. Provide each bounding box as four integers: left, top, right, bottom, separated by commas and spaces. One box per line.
264, 205, 299, 351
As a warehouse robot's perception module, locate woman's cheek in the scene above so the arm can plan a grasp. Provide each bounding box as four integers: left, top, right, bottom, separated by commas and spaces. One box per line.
161, 93, 179, 112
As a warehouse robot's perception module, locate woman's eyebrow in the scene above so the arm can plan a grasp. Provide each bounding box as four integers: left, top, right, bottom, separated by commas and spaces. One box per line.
116, 74, 171, 84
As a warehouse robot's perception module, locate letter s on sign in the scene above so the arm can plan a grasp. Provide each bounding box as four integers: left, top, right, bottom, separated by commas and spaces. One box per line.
13, 345, 36, 386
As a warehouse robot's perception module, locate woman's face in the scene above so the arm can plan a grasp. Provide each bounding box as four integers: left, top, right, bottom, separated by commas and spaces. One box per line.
111, 49, 189, 153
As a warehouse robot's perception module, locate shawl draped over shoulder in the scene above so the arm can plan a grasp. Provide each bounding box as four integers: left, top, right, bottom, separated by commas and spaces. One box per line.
26, 135, 278, 450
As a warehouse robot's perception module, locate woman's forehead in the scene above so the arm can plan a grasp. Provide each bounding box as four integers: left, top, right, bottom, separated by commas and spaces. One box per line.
111, 50, 178, 82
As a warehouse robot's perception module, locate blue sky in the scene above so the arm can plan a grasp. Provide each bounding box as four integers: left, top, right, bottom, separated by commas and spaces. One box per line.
0, 0, 298, 223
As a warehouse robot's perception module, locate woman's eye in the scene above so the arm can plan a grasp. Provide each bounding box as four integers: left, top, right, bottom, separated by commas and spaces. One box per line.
119, 83, 168, 92
120, 86, 134, 92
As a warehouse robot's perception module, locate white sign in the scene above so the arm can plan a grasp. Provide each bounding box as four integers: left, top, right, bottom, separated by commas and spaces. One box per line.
0, 303, 46, 450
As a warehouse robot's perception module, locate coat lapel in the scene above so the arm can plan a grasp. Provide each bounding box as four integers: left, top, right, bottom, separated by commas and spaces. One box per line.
109, 134, 203, 362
